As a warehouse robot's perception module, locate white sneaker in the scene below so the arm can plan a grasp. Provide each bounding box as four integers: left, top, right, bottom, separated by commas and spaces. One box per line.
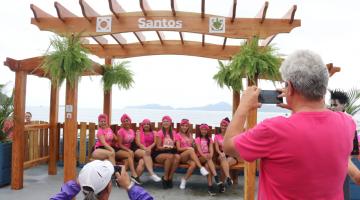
200, 167, 209, 176
149, 174, 161, 182
179, 178, 186, 189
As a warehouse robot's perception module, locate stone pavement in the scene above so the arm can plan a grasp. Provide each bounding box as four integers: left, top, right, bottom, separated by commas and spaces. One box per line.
0, 165, 256, 199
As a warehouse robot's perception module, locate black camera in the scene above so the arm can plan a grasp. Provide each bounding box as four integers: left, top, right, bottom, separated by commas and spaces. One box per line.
114, 165, 122, 175
258, 90, 283, 104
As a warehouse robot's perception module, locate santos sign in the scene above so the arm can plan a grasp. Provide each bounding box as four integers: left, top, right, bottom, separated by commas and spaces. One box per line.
138, 18, 182, 29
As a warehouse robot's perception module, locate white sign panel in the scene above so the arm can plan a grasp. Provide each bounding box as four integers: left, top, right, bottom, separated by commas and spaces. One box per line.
138, 18, 182, 29
209, 17, 225, 33
65, 105, 73, 113
96, 17, 112, 32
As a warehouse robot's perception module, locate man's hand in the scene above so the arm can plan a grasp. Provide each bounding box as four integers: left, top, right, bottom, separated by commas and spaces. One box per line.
115, 165, 131, 190
237, 86, 261, 113
276, 88, 291, 110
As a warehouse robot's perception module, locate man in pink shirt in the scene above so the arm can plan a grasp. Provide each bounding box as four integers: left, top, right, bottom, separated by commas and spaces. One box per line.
224, 50, 356, 199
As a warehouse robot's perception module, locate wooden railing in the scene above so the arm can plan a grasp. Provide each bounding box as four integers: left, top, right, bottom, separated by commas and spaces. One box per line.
24, 121, 50, 169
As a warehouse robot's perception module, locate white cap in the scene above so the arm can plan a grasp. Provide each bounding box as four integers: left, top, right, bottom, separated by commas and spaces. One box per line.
78, 160, 114, 195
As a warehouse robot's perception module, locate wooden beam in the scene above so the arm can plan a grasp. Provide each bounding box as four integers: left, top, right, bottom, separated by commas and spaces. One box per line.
79, 0, 99, 22
84, 41, 241, 60
108, 0, 125, 19
133, 32, 145, 46
54, 1, 77, 22
326, 63, 341, 77
63, 79, 78, 182
260, 34, 276, 46
179, 32, 184, 44
283, 5, 297, 24
222, 37, 227, 49
156, 31, 165, 45
256, 1, 268, 24
11, 71, 27, 190
201, 0, 205, 18
202, 34, 205, 46
260, 4, 298, 46
170, 0, 177, 16
24, 156, 49, 169
31, 11, 301, 39
111, 34, 126, 48
140, 0, 151, 16
48, 82, 59, 175
30, 4, 54, 22
230, 0, 237, 23
92, 36, 108, 49
4, 56, 103, 77
103, 58, 112, 123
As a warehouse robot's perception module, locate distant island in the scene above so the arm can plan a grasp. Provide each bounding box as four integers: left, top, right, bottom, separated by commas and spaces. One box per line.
126, 102, 289, 113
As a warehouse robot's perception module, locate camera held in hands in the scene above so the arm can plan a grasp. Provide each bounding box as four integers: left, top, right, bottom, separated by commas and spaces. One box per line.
114, 165, 122, 175
258, 90, 283, 104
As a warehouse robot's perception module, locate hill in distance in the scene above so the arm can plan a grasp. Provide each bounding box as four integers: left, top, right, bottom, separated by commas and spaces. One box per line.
126, 102, 288, 112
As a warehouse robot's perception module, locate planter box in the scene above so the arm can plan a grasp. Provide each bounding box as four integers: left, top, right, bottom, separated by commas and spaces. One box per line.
0, 142, 12, 186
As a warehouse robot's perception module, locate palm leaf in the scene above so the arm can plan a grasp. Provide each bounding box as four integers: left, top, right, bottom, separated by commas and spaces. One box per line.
213, 36, 281, 92
0, 85, 14, 142
345, 88, 360, 116
41, 33, 92, 88
102, 61, 134, 92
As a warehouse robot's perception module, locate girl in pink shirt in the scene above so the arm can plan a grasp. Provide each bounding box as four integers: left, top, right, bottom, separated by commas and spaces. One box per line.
195, 123, 221, 196
176, 119, 209, 189
91, 114, 115, 164
153, 115, 180, 189
134, 119, 161, 182
115, 114, 141, 185
214, 117, 237, 192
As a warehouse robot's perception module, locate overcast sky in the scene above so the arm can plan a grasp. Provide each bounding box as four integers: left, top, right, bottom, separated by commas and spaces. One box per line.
0, 0, 359, 109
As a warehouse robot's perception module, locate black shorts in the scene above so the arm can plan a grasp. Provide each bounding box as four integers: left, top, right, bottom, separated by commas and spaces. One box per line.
151, 148, 177, 160
92, 146, 119, 153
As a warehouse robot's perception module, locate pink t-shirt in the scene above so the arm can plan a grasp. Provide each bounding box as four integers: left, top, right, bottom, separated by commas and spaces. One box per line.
156, 130, 176, 148
233, 111, 356, 200
175, 133, 193, 148
214, 134, 224, 151
117, 128, 135, 149
195, 137, 213, 154
138, 131, 155, 147
95, 128, 114, 148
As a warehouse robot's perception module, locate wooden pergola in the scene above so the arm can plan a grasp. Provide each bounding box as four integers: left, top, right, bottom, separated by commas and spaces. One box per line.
3, 0, 340, 199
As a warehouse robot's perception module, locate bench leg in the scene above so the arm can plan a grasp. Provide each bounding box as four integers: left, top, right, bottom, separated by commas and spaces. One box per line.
231, 170, 239, 185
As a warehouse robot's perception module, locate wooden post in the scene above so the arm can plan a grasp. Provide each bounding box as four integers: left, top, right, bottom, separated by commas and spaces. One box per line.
232, 90, 240, 114
63, 79, 78, 182
244, 77, 258, 200
103, 57, 112, 123
11, 71, 27, 190
48, 83, 59, 175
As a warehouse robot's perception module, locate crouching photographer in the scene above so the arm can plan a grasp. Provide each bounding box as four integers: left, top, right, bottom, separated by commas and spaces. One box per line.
50, 160, 153, 200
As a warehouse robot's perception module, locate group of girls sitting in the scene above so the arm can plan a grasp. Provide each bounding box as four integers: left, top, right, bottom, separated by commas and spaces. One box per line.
92, 114, 239, 196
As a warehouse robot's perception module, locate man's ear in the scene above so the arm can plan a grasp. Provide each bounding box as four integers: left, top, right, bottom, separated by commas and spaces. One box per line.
287, 81, 294, 96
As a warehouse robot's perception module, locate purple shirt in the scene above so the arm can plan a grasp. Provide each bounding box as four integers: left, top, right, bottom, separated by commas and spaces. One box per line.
50, 180, 153, 200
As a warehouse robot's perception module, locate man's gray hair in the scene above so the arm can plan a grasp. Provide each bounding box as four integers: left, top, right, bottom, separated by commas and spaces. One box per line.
280, 50, 329, 100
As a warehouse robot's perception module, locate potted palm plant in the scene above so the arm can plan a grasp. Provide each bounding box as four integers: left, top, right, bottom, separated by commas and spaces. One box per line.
213, 36, 281, 113
41, 33, 92, 88
0, 84, 14, 186
102, 61, 134, 92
